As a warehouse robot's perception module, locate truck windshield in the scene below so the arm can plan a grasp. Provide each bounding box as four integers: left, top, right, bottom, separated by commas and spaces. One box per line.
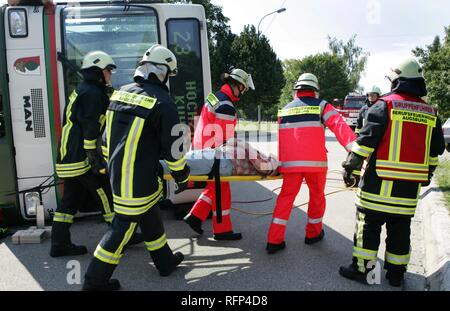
62, 5, 159, 93
344, 98, 366, 109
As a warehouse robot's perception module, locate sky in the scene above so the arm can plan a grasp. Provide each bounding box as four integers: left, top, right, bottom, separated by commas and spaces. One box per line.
211, 0, 450, 94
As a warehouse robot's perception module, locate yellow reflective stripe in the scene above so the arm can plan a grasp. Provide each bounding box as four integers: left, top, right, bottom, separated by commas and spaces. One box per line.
425, 125, 432, 164
353, 246, 378, 260
376, 169, 428, 181
103, 212, 115, 223
376, 160, 428, 172
53, 212, 74, 224
380, 180, 393, 198
99, 114, 106, 129
278, 106, 321, 117
105, 110, 114, 161
356, 197, 416, 215
145, 234, 167, 251
358, 190, 418, 206
353, 170, 361, 176
113, 182, 163, 206
60, 91, 78, 160
83, 139, 97, 150
113, 184, 163, 216
96, 188, 111, 215
94, 245, 123, 265
114, 192, 162, 216
355, 127, 361, 134
385, 251, 410, 265
356, 212, 366, 272
116, 222, 137, 256
55, 159, 89, 171
429, 156, 439, 166
121, 117, 145, 198
388, 120, 402, 162
206, 92, 220, 107
101, 146, 108, 159
352, 142, 374, 158
56, 167, 91, 178
165, 157, 187, 172
391, 109, 437, 127
110, 91, 157, 110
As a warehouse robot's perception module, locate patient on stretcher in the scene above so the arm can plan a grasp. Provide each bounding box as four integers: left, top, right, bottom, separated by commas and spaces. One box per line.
161, 138, 279, 177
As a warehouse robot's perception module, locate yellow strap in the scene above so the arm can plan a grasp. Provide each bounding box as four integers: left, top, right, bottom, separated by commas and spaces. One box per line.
164, 174, 282, 182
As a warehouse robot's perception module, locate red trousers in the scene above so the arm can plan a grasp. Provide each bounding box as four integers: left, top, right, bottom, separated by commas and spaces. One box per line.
189, 181, 233, 234
268, 172, 327, 244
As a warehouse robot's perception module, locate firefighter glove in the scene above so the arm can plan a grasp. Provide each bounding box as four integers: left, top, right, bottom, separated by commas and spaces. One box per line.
86, 149, 106, 175
171, 165, 190, 195
422, 166, 437, 187
342, 152, 364, 188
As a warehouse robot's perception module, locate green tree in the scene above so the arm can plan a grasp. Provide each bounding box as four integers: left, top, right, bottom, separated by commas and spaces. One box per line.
328, 34, 369, 92
229, 25, 285, 120
279, 53, 351, 106
413, 26, 450, 118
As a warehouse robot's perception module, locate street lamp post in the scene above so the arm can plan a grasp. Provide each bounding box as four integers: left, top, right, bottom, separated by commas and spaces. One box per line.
256, 8, 286, 131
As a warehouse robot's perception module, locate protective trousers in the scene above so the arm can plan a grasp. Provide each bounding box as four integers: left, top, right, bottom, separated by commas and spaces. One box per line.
51, 172, 114, 246
189, 181, 232, 234
352, 210, 411, 274
85, 204, 178, 284
268, 172, 327, 244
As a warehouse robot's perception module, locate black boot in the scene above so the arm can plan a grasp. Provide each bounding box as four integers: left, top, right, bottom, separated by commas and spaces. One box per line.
339, 264, 368, 285
214, 231, 242, 241
386, 270, 404, 287
159, 252, 184, 277
183, 213, 204, 235
266, 241, 286, 254
151, 244, 185, 277
82, 278, 121, 291
83, 258, 119, 291
305, 230, 325, 245
50, 243, 88, 257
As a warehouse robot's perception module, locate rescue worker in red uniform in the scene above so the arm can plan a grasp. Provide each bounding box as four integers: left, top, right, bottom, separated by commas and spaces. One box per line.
339, 58, 446, 287
266, 73, 356, 254
183, 68, 255, 240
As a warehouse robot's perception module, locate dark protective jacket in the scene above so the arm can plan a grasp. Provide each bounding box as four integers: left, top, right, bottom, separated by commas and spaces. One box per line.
56, 69, 109, 178
106, 76, 188, 217
355, 99, 375, 136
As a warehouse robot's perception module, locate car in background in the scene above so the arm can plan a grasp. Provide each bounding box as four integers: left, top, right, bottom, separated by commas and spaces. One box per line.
443, 117, 450, 152
335, 94, 367, 130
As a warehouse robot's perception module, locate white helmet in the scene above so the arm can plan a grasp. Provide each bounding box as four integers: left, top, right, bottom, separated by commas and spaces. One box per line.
294, 73, 319, 91
140, 44, 178, 76
386, 57, 424, 82
226, 68, 255, 91
366, 85, 382, 96
81, 51, 116, 71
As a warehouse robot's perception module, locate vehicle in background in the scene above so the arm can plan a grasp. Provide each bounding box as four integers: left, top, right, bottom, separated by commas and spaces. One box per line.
336, 94, 367, 130
443, 117, 450, 152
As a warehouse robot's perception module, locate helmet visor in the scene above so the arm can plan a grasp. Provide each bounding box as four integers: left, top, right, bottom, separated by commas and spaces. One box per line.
247, 74, 255, 91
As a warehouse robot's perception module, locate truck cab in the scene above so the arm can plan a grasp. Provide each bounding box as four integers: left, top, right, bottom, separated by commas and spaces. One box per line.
336, 94, 367, 130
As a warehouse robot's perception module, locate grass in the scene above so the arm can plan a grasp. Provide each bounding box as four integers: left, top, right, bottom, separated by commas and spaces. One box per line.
435, 159, 450, 211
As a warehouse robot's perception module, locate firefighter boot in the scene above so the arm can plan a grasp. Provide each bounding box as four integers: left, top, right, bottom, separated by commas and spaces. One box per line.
214, 231, 242, 241
83, 258, 120, 291
50, 222, 87, 257
305, 230, 325, 245
150, 244, 185, 277
338, 264, 368, 285
183, 213, 204, 235
266, 241, 286, 254
386, 270, 404, 287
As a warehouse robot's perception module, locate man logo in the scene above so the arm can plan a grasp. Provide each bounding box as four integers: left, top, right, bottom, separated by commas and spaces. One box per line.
23, 95, 33, 132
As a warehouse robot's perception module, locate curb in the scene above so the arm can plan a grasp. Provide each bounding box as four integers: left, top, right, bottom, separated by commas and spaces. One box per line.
420, 181, 450, 291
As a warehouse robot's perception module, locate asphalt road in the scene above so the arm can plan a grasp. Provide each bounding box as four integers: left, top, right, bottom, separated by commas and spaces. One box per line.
0, 130, 427, 291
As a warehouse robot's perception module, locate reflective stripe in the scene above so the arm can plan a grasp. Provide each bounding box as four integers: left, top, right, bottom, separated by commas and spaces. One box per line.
199, 194, 212, 205
145, 234, 168, 251
352, 142, 374, 158
94, 245, 123, 265
376, 169, 428, 181
213, 209, 231, 217
99, 114, 106, 129
121, 117, 145, 198
96, 188, 112, 215
113, 183, 163, 206
355, 128, 361, 134
319, 100, 328, 113
278, 106, 321, 117
308, 217, 323, 224
113, 191, 163, 216
165, 157, 187, 172
429, 156, 439, 166
215, 113, 236, 121
381, 180, 393, 198
358, 190, 418, 206
206, 93, 220, 107
55, 159, 89, 171
281, 160, 328, 168
356, 197, 416, 216
101, 146, 108, 159
60, 91, 78, 160
389, 120, 402, 162
53, 212, 74, 224
278, 121, 323, 129
83, 139, 97, 150
56, 167, 91, 178
356, 212, 366, 272
103, 212, 115, 223
385, 251, 411, 266
376, 160, 428, 172
353, 170, 361, 176
353, 246, 378, 260
322, 109, 338, 122
105, 110, 114, 161
272, 218, 288, 226
345, 142, 354, 152
110, 90, 157, 110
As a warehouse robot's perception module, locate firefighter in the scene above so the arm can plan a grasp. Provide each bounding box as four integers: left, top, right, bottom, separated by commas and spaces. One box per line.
183, 68, 255, 241
355, 86, 382, 136
83, 44, 190, 291
339, 58, 446, 287
266, 73, 356, 254
51, 51, 119, 257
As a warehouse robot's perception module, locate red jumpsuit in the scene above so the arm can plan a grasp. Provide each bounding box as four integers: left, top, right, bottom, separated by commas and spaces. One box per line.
268, 90, 356, 243
188, 84, 238, 234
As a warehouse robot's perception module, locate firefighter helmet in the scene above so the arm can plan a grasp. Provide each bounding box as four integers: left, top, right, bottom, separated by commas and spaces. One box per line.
386, 57, 424, 82
366, 85, 382, 96
140, 44, 178, 76
294, 73, 320, 91
223, 68, 255, 91
81, 51, 116, 71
